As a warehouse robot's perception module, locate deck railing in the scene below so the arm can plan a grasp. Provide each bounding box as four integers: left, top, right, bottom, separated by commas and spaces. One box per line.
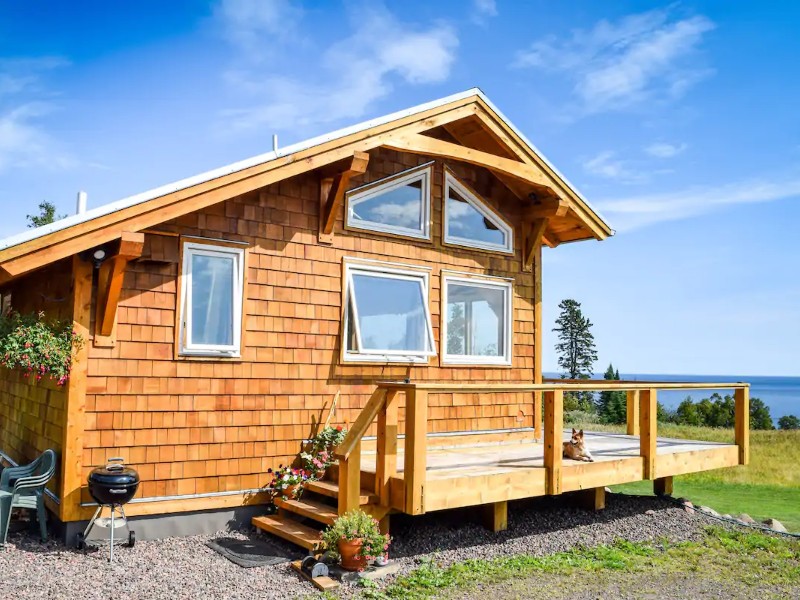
334, 380, 750, 516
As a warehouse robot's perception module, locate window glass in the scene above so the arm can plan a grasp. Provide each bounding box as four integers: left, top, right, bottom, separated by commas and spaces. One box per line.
180, 242, 244, 356
346, 165, 431, 239
443, 277, 511, 364
444, 172, 513, 253
446, 186, 507, 248
343, 263, 435, 362
190, 253, 235, 346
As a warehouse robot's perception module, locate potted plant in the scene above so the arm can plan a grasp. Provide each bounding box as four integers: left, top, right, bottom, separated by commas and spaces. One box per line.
300, 425, 347, 479
267, 465, 308, 500
321, 510, 390, 571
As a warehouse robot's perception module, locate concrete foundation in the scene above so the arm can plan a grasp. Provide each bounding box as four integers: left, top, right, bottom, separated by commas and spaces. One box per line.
50, 504, 267, 545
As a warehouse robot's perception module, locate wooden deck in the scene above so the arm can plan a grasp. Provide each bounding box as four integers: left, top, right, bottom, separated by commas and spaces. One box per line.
334, 380, 749, 518
254, 380, 749, 548
357, 429, 738, 513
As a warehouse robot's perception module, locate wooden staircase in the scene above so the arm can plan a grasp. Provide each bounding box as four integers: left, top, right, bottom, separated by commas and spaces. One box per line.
252, 477, 379, 551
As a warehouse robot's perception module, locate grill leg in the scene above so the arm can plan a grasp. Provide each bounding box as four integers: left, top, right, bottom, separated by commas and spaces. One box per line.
82, 506, 103, 539
109, 506, 115, 562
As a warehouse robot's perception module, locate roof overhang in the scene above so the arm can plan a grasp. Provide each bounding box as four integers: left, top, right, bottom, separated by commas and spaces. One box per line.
0, 88, 613, 284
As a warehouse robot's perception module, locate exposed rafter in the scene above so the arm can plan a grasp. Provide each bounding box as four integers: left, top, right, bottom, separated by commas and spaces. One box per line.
319, 151, 370, 243
523, 197, 569, 221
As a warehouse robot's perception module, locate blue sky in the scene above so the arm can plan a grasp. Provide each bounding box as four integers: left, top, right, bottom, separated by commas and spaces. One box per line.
1, 1, 798, 376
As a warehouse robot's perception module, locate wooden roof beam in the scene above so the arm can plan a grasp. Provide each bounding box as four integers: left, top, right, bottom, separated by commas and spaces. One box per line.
94, 231, 144, 344
319, 151, 370, 243
523, 197, 570, 220
382, 133, 560, 191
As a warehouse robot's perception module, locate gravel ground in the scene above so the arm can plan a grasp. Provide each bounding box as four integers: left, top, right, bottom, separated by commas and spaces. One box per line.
0, 494, 720, 599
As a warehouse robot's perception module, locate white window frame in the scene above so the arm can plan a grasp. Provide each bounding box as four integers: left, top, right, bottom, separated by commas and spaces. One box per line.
179, 242, 245, 357
441, 274, 513, 366
342, 261, 436, 363
443, 170, 514, 254
345, 162, 433, 240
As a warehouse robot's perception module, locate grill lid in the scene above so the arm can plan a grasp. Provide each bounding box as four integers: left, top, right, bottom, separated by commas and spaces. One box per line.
88, 458, 139, 487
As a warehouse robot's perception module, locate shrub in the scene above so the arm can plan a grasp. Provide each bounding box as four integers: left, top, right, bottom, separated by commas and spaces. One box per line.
321, 509, 390, 562
0, 310, 83, 385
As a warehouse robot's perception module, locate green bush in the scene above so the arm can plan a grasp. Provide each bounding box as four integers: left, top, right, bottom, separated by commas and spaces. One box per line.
321, 509, 390, 561
0, 310, 83, 385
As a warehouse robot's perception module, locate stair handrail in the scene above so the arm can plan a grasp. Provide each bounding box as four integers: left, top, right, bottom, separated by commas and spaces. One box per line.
334, 388, 388, 461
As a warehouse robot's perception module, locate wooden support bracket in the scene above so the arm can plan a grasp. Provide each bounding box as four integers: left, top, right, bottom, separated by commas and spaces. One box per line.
523, 218, 547, 271
319, 151, 370, 243
94, 231, 144, 345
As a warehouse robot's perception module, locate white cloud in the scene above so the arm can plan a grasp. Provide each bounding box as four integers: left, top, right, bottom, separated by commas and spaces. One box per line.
216, 4, 458, 134
513, 8, 715, 115
0, 57, 74, 172
645, 142, 687, 158
471, 0, 497, 23
214, 0, 303, 59
596, 176, 800, 231
582, 151, 645, 183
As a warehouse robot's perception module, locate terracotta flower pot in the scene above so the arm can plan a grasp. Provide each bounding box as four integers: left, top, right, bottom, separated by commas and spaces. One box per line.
338, 538, 367, 571
281, 484, 299, 499
314, 469, 326, 480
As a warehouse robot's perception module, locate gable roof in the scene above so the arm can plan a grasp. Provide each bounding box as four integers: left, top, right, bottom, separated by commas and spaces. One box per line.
0, 88, 613, 282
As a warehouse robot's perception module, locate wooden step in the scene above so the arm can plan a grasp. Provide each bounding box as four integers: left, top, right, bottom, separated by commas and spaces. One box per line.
275, 496, 338, 525
251, 514, 322, 551
305, 480, 378, 505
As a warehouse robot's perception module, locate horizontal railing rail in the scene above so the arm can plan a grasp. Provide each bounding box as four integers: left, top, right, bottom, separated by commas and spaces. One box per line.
333, 380, 750, 518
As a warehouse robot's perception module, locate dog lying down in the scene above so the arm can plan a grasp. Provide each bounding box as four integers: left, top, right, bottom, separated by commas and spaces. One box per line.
563, 428, 594, 462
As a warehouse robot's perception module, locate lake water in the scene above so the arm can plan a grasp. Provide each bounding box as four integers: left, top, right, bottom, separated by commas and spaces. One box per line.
545, 373, 800, 421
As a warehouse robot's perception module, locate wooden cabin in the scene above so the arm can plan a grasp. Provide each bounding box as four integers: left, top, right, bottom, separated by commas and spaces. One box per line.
0, 89, 749, 544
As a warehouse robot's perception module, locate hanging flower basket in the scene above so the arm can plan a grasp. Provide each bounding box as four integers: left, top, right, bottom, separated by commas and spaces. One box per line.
0, 310, 83, 385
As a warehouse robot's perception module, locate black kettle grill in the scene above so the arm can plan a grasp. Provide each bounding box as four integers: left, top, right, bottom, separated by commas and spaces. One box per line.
76, 458, 139, 561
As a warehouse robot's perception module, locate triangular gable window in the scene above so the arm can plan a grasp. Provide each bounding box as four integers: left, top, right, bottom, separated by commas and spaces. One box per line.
443, 170, 513, 253
346, 163, 432, 240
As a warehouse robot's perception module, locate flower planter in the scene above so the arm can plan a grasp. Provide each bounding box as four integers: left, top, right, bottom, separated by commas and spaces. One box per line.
338, 538, 367, 571
280, 484, 300, 499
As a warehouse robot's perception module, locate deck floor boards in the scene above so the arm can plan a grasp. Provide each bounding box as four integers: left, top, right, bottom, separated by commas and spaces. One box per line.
360, 430, 733, 479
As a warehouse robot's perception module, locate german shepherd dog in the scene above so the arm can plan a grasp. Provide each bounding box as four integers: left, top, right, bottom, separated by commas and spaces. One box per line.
563, 428, 594, 462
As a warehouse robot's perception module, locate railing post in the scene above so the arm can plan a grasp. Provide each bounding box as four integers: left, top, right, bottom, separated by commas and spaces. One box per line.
734, 387, 750, 465
533, 391, 542, 441
626, 390, 640, 435
376, 390, 398, 506
338, 440, 361, 516
639, 388, 657, 479
544, 390, 563, 495
404, 387, 427, 514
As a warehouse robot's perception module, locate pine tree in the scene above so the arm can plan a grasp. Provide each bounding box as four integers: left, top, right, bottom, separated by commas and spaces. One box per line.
26, 201, 65, 228
597, 363, 626, 424
553, 299, 598, 412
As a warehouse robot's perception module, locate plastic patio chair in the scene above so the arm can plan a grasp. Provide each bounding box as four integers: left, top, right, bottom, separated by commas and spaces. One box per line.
0, 449, 57, 545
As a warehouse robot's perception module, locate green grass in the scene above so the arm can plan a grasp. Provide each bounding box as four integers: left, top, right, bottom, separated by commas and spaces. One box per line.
351, 527, 800, 599
567, 421, 800, 530
614, 479, 800, 532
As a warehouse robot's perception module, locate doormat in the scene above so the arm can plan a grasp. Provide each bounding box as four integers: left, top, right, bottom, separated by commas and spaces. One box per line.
206, 537, 297, 568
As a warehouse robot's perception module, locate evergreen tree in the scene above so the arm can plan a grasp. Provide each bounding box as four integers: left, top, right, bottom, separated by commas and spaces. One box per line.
26, 201, 65, 228
597, 363, 626, 424
778, 415, 800, 430
749, 398, 774, 430
553, 299, 598, 412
